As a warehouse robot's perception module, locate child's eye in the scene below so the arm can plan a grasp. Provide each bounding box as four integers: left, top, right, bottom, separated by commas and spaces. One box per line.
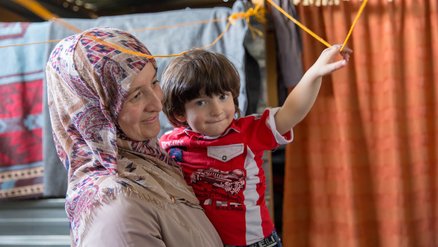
219, 93, 229, 101
195, 100, 206, 106
152, 79, 160, 85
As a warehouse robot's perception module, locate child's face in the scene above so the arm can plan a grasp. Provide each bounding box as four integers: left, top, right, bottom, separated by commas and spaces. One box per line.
177, 91, 235, 137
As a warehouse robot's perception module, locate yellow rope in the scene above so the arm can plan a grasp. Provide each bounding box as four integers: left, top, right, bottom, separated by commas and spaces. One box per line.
266, 0, 368, 51
267, 0, 332, 48
0, 19, 228, 50
9, 0, 367, 55
13, 0, 58, 20
340, 0, 368, 51
81, 18, 236, 59
51, 18, 83, 33
131, 18, 226, 32
0, 39, 61, 49
9, 0, 264, 59
229, 4, 266, 38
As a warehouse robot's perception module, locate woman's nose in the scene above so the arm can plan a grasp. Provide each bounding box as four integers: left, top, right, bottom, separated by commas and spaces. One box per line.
146, 89, 163, 112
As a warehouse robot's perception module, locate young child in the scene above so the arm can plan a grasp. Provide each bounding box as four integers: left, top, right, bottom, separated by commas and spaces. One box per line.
159, 46, 352, 246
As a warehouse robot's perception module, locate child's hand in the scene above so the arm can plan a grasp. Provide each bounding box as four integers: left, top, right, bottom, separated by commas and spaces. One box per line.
309, 44, 353, 77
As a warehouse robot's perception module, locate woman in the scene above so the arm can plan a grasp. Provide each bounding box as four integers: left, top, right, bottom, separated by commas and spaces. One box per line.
45, 27, 223, 247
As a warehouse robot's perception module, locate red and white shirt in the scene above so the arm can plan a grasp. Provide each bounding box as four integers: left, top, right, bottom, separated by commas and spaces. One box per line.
160, 108, 293, 245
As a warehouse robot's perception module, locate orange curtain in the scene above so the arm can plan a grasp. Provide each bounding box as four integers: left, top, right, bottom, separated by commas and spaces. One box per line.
282, 1, 438, 246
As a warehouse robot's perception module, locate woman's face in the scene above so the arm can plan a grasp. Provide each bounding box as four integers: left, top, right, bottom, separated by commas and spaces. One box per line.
118, 63, 163, 141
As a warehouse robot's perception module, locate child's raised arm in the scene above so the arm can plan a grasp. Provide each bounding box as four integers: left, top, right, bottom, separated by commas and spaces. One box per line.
275, 44, 353, 135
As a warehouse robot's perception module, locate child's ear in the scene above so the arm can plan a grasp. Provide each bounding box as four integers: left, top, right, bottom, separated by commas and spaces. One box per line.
175, 114, 187, 123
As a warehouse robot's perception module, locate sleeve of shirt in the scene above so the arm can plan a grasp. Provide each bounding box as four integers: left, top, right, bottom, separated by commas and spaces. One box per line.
266, 107, 294, 145
242, 107, 293, 152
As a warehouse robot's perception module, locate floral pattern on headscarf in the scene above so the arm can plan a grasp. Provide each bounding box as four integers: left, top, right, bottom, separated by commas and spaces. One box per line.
46, 27, 199, 246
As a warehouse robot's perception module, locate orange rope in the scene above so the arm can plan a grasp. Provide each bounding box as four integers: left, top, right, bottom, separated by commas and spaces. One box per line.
0, 19, 228, 50
0, 40, 61, 49
340, 0, 368, 51
131, 18, 226, 32
267, 0, 332, 48
266, 0, 368, 51
81, 19, 234, 59
10, 0, 263, 59
51, 18, 83, 33
9, 0, 367, 55
13, 0, 58, 20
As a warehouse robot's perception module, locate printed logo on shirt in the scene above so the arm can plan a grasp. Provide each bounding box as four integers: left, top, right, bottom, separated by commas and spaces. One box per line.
202, 198, 244, 210
190, 168, 245, 196
169, 147, 183, 162
161, 139, 184, 149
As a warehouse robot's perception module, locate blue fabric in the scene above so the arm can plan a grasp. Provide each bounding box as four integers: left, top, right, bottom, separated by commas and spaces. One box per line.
0, 22, 50, 199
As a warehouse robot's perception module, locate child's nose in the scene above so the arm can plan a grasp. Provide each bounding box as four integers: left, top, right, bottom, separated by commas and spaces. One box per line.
209, 101, 222, 116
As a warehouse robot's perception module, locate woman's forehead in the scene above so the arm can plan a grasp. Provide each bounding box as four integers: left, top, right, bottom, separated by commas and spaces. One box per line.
128, 63, 157, 90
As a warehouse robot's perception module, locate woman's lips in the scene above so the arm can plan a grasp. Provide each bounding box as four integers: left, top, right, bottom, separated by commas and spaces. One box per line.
142, 115, 159, 123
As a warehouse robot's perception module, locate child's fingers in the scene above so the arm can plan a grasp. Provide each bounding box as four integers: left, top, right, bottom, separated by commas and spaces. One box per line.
325, 60, 347, 74
315, 44, 351, 76
324, 45, 342, 56
340, 47, 353, 61
318, 45, 343, 64
326, 44, 353, 61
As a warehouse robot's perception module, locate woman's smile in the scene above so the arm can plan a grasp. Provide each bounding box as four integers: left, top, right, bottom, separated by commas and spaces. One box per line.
142, 114, 159, 124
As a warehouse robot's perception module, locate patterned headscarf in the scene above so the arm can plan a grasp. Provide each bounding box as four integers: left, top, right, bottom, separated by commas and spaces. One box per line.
46, 27, 199, 246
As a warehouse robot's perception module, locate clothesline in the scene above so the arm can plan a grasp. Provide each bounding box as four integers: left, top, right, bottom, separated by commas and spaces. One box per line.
4, 0, 368, 55
266, 0, 367, 51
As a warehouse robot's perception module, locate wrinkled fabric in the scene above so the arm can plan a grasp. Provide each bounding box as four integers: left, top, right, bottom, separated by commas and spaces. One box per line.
82, 194, 222, 247
46, 27, 199, 246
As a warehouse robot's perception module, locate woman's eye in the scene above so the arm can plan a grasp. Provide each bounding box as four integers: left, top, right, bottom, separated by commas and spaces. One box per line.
131, 91, 142, 101
153, 79, 160, 85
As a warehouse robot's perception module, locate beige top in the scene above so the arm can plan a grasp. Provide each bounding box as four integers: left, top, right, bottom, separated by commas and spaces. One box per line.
81, 194, 223, 247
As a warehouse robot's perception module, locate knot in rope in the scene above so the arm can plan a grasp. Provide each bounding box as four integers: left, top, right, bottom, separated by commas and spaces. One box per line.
228, 4, 266, 38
